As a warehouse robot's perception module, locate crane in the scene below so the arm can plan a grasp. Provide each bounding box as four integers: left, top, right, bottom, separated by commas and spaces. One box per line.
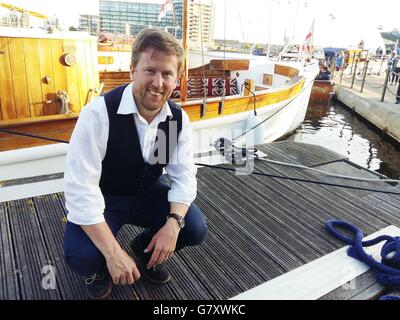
0, 2, 48, 19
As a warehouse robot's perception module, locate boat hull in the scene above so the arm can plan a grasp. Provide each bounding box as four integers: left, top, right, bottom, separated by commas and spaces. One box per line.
0, 115, 78, 152
0, 82, 312, 182
191, 80, 313, 153
310, 80, 335, 105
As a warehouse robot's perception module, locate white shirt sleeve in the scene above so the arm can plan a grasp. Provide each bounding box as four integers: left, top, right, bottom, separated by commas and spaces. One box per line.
166, 109, 197, 207
64, 97, 109, 225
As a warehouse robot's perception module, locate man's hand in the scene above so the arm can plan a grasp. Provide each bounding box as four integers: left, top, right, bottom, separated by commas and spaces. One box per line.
106, 247, 141, 285
81, 222, 141, 286
145, 219, 180, 269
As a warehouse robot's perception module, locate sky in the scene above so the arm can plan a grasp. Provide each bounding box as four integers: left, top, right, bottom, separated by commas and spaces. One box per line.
213, 0, 398, 49
1, 0, 398, 49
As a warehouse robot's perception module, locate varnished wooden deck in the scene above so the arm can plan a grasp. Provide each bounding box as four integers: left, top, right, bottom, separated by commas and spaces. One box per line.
1, 142, 400, 300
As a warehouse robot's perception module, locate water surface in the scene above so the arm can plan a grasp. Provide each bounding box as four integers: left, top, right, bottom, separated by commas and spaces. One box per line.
287, 100, 400, 179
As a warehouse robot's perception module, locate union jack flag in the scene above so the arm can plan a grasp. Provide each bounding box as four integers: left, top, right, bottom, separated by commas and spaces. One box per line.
201, 77, 223, 96
223, 77, 239, 96
171, 78, 192, 99
201, 77, 239, 97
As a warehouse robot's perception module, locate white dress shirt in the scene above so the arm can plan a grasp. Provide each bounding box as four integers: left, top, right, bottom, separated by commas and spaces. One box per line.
65, 83, 197, 225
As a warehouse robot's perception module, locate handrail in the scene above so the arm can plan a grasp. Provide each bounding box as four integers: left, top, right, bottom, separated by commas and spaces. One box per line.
335, 57, 400, 103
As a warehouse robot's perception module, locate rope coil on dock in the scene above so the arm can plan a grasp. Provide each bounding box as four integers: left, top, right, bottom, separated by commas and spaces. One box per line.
325, 220, 400, 300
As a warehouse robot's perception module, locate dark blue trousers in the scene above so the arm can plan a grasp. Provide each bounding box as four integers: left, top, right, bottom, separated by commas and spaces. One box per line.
64, 179, 207, 276
397, 82, 400, 103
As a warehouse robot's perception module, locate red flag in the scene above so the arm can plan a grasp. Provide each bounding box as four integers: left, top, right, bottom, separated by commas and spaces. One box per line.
300, 20, 314, 57
158, 0, 174, 22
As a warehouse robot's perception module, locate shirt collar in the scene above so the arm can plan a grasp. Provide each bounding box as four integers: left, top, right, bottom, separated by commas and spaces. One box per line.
117, 83, 172, 122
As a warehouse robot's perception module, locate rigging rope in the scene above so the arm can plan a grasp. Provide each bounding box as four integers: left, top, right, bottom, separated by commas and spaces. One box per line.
221, 0, 227, 105
199, 0, 208, 110
235, 0, 246, 44
233, 80, 314, 142
119, 27, 127, 71
0, 128, 71, 144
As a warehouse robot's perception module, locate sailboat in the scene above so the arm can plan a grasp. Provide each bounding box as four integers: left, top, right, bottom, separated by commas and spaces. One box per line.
0, 0, 318, 176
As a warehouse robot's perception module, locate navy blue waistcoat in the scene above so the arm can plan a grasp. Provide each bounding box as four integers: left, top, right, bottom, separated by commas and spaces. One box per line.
99, 85, 182, 196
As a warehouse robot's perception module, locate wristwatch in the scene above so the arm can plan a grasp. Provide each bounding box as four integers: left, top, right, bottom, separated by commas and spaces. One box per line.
167, 213, 185, 230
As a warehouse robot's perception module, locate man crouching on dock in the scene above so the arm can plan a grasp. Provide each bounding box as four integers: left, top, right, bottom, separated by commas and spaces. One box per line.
63, 28, 207, 300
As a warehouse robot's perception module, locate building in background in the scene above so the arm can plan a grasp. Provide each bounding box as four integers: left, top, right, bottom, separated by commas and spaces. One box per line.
99, 0, 182, 39
188, 0, 214, 50
97, 0, 215, 50
79, 14, 100, 35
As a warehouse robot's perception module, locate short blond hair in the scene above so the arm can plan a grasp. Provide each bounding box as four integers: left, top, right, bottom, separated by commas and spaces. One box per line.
131, 28, 185, 76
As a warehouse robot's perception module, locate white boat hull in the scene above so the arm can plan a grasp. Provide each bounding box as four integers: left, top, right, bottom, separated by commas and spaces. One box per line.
192, 78, 314, 154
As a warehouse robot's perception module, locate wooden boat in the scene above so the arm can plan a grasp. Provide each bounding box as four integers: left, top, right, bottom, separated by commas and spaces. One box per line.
310, 80, 335, 105
0, 0, 319, 176
0, 26, 318, 154
0, 27, 99, 151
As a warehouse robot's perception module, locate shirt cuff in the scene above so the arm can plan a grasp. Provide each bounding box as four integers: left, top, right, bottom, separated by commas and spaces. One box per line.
168, 191, 196, 208
66, 211, 105, 226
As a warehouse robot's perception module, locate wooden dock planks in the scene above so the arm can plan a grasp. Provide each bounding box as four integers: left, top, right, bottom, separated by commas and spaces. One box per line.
6, 198, 60, 299
1, 142, 399, 300
0, 202, 19, 299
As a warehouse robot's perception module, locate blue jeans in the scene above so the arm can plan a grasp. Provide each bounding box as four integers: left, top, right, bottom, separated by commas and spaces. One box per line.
64, 179, 207, 276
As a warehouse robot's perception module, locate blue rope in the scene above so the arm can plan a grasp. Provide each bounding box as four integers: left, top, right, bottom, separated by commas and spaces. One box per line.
325, 220, 400, 300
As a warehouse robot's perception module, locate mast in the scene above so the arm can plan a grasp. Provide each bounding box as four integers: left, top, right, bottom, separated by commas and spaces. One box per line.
180, 0, 189, 102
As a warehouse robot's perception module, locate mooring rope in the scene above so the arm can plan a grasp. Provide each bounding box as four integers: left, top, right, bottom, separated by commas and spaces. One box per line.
193, 161, 400, 196
257, 158, 400, 183
2, 125, 399, 195
233, 80, 315, 142
325, 220, 400, 300
0, 128, 71, 144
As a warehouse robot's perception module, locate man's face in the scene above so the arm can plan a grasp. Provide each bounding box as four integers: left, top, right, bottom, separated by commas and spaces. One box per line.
130, 48, 179, 114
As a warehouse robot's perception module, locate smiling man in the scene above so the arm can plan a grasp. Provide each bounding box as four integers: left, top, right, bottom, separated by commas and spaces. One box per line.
63, 29, 207, 300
